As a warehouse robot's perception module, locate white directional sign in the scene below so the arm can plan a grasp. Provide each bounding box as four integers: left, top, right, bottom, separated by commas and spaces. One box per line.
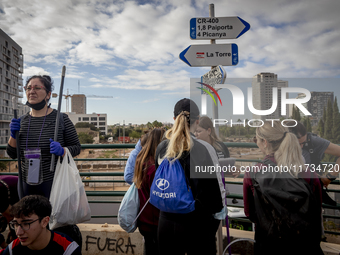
190, 16, 250, 40
179, 44, 238, 67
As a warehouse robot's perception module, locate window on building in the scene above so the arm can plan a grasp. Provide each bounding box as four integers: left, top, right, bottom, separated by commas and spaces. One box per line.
99, 117, 105, 121
99, 127, 105, 130
91, 117, 97, 121
99, 122, 105, 126
83, 117, 89, 121
91, 122, 97, 126
78, 117, 81, 121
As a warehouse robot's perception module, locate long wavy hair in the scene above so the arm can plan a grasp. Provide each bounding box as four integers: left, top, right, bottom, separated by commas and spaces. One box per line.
134, 128, 165, 188
256, 121, 305, 177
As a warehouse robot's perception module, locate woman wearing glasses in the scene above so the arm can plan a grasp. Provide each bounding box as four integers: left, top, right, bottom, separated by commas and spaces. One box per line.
7, 75, 81, 199
6, 75, 81, 248
243, 121, 323, 255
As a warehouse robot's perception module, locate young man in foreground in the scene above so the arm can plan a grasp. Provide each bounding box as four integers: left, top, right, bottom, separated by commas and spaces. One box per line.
2, 195, 81, 255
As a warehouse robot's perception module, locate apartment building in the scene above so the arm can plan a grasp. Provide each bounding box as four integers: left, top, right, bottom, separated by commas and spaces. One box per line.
307, 92, 333, 126
0, 29, 24, 145
252, 72, 288, 120
66, 112, 107, 135
71, 94, 86, 114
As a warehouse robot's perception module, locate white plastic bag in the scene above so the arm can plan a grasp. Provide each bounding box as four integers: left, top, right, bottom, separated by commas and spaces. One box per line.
118, 183, 140, 233
49, 148, 91, 230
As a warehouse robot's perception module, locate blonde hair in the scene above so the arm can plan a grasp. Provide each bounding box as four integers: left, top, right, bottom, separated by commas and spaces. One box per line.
198, 116, 223, 151
256, 121, 305, 177
164, 111, 192, 161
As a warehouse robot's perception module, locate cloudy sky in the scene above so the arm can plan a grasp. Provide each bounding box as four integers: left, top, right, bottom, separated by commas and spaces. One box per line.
1, 0, 339, 124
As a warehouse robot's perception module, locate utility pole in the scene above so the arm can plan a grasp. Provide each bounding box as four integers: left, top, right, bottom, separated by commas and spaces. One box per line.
210, 4, 219, 137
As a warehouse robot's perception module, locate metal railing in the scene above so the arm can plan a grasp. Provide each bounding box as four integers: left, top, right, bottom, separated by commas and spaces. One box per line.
1, 142, 340, 235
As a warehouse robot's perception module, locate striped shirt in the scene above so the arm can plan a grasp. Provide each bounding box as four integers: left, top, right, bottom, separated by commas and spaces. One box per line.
6, 109, 81, 182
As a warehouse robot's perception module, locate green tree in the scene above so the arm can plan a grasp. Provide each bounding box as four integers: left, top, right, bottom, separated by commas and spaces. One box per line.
130, 131, 142, 139
152, 120, 163, 128
78, 132, 94, 144
146, 122, 153, 129
332, 97, 340, 143
302, 117, 308, 130
324, 99, 333, 141
322, 106, 327, 125
292, 106, 301, 121
317, 119, 324, 137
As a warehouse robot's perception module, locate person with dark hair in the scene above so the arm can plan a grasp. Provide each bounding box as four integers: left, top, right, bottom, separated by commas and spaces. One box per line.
0, 176, 19, 248
133, 128, 165, 255
287, 121, 340, 187
124, 131, 150, 185
7, 75, 81, 198
155, 98, 225, 255
195, 116, 230, 159
2, 195, 81, 255
6, 75, 82, 247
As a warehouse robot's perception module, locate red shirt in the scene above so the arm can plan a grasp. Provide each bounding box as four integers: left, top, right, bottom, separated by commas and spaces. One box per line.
137, 160, 160, 232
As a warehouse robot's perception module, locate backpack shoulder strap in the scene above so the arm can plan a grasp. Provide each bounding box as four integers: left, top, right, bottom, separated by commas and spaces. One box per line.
306, 132, 314, 154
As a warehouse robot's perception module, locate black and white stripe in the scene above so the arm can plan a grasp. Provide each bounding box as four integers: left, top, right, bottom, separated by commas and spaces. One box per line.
6, 109, 81, 182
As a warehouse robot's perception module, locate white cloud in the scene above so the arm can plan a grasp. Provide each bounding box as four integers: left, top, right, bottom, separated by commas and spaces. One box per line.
23, 66, 50, 77
141, 98, 160, 103
1, 0, 339, 98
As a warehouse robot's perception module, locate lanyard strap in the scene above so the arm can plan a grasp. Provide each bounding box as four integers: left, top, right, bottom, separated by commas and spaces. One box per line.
26, 107, 50, 150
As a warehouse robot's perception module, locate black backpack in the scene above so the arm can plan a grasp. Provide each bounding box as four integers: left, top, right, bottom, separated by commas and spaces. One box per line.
250, 159, 321, 243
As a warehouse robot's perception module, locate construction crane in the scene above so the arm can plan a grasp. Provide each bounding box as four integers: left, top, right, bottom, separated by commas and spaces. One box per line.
52, 89, 113, 112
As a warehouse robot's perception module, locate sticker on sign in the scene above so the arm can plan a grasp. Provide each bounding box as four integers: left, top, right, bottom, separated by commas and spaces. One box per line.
190, 16, 250, 40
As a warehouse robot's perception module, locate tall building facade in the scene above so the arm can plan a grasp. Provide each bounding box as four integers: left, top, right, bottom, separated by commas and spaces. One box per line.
0, 29, 24, 145
71, 94, 86, 114
307, 92, 334, 126
252, 72, 288, 120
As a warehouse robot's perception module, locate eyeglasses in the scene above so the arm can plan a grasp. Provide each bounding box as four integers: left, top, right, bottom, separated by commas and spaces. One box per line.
9, 219, 40, 231
253, 136, 257, 144
24, 85, 45, 92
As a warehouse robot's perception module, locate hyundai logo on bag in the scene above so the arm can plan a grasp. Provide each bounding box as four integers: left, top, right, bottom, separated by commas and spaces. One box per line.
156, 179, 170, 190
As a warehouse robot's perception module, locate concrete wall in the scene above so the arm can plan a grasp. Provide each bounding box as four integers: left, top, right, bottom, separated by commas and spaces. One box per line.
3, 223, 340, 254
79, 224, 143, 255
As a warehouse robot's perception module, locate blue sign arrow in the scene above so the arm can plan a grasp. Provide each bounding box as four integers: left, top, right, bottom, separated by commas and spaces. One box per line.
179, 44, 238, 67
189, 16, 250, 40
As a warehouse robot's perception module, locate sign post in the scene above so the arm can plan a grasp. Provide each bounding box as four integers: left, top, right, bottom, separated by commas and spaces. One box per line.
179, 7, 250, 253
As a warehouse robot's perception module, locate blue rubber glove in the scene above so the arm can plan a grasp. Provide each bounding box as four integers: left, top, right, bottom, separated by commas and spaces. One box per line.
10, 118, 21, 139
49, 138, 65, 156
